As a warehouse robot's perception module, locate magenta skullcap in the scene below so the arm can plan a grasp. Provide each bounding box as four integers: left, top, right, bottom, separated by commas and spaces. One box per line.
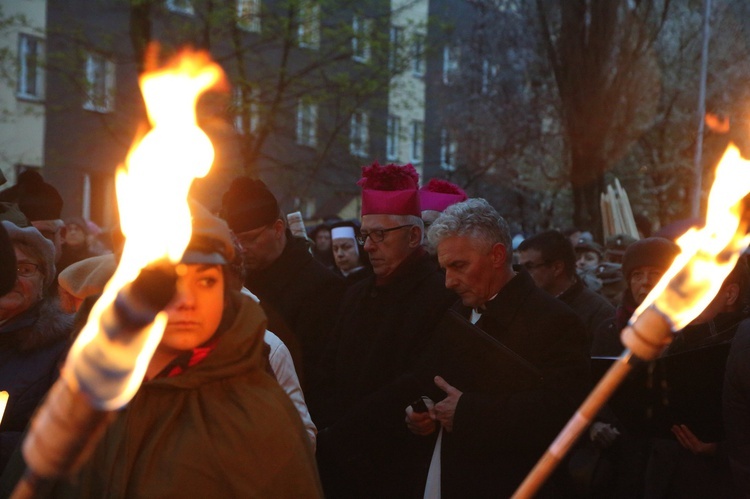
358, 162, 420, 217
419, 178, 467, 212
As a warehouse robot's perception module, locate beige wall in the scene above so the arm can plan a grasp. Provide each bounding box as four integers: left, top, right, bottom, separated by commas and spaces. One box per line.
389, 0, 427, 178
0, 0, 46, 190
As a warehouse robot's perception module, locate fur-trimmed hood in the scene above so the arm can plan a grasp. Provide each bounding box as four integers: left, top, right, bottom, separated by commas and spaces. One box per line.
0, 298, 74, 352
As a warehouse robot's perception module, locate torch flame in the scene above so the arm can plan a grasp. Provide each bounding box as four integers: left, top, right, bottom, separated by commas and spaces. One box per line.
0, 391, 7, 425
66, 49, 224, 408
633, 143, 750, 331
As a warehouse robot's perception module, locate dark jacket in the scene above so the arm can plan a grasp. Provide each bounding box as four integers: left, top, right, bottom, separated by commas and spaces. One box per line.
591, 289, 638, 357
558, 277, 615, 350
313, 250, 457, 498
245, 232, 345, 390
723, 318, 750, 496
0, 299, 73, 472
441, 270, 591, 498
51, 293, 322, 498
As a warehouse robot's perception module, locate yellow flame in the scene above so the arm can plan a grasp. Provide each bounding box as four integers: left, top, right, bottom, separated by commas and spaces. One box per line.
67, 50, 224, 408
0, 391, 7, 425
634, 143, 750, 330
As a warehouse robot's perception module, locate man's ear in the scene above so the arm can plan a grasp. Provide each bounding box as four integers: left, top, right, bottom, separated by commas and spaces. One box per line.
272, 218, 285, 238
407, 225, 423, 248
725, 282, 741, 307
491, 242, 507, 268
550, 259, 565, 277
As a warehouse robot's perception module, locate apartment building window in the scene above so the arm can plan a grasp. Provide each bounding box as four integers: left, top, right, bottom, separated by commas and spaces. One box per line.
442, 45, 459, 85
233, 85, 260, 134
352, 16, 371, 63
17, 34, 44, 100
296, 99, 317, 147
83, 52, 115, 113
166, 0, 194, 15
298, 0, 320, 49
237, 0, 261, 32
410, 120, 423, 163
386, 115, 400, 160
388, 26, 403, 71
412, 35, 425, 77
482, 59, 499, 95
440, 128, 457, 172
349, 111, 369, 157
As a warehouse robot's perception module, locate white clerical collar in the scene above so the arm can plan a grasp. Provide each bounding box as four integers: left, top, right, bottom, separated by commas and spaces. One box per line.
471, 293, 498, 324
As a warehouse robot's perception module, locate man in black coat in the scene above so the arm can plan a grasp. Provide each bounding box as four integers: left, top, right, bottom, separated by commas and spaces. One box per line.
312, 162, 457, 498
406, 198, 590, 497
220, 177, 345, 390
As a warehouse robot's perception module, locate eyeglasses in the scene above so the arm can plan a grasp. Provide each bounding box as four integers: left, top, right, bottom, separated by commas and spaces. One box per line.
357, 224, 413, 245
236, 225, 270, 249
17, 262, 40, 277
522, 261, 550, 271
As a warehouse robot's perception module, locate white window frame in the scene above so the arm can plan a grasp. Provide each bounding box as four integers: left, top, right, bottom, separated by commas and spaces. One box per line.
410, 120, 423, 164
166, 0, 194, 15
352, 16, 372, 63
386, 115, 400, 161
349, 111, 369, 157
440, 128, 458, 172
83, 52, 115, 113
442, 45, 460, 86
17, 33, 44, 101
298, 0, 320, 49
412, 34, 425, 77
296, 99, 318, 147
237, 0, 261, 32
233, 85, 261, 134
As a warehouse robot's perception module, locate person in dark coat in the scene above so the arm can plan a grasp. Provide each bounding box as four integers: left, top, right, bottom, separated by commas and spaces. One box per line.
517, 230, 614, 350
0, 221, 73, 473
310, 222, 336, 270
220, 176, 345, 390
312, 162, 457, 498
724, 316, 750, 495
405, 198, 591, 498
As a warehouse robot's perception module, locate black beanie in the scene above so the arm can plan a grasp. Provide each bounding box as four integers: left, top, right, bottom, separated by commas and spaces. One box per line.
17, 174, 63, 221
622, 237, 680, 282
220, 177, 280, 233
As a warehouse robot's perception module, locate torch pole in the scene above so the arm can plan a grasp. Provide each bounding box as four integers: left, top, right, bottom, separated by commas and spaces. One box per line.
513, 306, 674, 498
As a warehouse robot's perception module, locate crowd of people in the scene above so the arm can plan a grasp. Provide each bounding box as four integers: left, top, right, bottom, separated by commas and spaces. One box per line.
0, 163, 748, 498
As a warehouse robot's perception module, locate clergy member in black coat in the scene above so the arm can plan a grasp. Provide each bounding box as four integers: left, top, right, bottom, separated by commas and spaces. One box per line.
312, 162, 457, 498
406, 198, 591, 498
220, 177, 345, 390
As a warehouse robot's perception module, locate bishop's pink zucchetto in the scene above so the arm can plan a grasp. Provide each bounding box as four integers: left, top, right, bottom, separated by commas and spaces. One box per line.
419, 178, 467, 213
358, 162, 421, 217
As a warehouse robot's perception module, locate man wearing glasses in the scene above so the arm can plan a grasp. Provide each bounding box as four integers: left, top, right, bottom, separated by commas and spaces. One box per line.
220, 176, 344, 391
312, 162, 457, 498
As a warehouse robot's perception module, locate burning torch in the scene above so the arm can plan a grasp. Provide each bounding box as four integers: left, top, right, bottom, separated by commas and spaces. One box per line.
514, 143, 750, 498
10, 48, 225, 499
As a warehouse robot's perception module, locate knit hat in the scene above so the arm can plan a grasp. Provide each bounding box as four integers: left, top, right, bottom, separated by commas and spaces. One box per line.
58, 254, 117, 301
2, 220, 56, 290
16, 173, 63, 221
358, 162, 420, 217
419, 179, 467, 212
220, 176, 280, 233
621, 237, 680, 282
182, 199, 235, 265
0, 202, 29, 227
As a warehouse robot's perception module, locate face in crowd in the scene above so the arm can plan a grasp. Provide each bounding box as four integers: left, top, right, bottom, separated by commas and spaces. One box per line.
576, 250, 601, 272
517, 248, 557, 293
159, 263, 225, 357
65, 223, 87, 247
235, 219, 285, 272
315, 229, 331, 253
0, 245, 45, 321
332, 237, 360, 273
438, 236, 506, 309
359, 214, 420, 278
629, 266, 664, 305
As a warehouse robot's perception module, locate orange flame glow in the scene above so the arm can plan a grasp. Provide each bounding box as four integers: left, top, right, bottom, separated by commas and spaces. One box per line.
0, 391, 7, 425
66, 50, 224, 409
633, 143, 750, 330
